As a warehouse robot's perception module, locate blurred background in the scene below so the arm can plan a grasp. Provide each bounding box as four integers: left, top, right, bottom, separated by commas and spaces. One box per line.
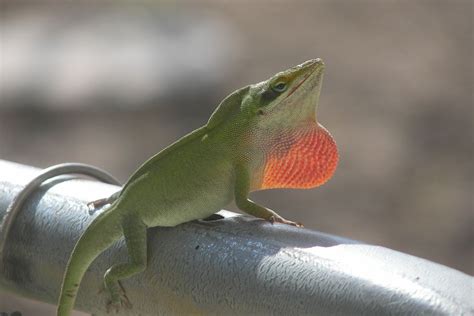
0, 0, 472, 314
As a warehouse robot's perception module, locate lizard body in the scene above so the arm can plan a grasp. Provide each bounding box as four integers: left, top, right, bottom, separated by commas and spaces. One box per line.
57, 59, 338, 315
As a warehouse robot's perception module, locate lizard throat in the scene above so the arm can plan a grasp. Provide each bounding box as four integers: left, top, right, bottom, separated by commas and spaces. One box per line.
260, 124, 338, 189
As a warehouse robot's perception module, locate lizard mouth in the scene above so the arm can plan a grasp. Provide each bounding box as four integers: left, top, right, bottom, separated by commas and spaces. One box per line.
280, 60, 323, 107
283, 67, 317, 101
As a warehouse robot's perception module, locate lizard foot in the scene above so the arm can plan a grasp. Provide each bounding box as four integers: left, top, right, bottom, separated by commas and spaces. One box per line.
87, 198, 108, 211
88, 191, 120, 214
105, 282, 132, 313
269, 215, 303, 228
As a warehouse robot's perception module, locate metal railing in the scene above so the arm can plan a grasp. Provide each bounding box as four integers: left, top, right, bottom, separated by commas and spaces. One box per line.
0, 160, 472, 315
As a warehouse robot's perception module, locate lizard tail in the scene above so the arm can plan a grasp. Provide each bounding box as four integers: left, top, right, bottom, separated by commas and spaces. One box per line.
57, 204, 122, 316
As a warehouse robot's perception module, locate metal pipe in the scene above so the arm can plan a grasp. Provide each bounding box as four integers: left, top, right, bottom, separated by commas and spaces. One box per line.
0, 160, 472, 315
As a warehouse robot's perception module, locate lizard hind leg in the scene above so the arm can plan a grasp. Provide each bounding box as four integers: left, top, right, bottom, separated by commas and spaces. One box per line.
57, 206, 123, 316
103, 215, 147, 312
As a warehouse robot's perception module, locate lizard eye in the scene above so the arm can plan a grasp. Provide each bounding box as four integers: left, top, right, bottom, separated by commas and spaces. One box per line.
272, 81, 287, 93
260, 79, 288, 105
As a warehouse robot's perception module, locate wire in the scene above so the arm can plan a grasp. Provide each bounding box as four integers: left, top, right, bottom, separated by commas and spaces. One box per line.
0, 163, 120, 265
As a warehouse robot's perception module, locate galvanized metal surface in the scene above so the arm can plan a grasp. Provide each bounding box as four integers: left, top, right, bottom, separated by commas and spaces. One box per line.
0, 160, 472, 315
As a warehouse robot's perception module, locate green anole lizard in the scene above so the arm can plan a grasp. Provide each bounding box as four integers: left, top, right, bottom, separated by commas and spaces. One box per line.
57, 59, 338, 315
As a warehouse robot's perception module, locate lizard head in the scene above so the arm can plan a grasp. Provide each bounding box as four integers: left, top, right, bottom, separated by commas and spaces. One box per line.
241, 59, 338, 190
207, 59, 338, 191
241, 58, 325, 128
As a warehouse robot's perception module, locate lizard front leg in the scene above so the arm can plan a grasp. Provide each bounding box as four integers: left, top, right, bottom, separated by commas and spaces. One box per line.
234, 164, 302, 227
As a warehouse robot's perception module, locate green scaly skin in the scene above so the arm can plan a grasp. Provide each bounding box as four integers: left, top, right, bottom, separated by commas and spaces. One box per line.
57, 59, 336, 315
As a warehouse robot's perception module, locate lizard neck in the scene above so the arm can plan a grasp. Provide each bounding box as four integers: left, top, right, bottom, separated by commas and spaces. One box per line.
254, 123, 338, 190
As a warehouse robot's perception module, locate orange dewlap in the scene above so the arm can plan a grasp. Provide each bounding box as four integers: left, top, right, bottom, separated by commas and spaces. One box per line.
261, 125, 338, 189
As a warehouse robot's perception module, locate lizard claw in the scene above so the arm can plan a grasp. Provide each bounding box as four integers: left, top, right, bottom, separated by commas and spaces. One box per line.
269, 215, 303, 227
106, 300, 119, 314
118, 281, 132, 309
87, 198, 107, 213
105, 294, 132, 314
105, 281, 132, 313
106, 298, 132, 314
